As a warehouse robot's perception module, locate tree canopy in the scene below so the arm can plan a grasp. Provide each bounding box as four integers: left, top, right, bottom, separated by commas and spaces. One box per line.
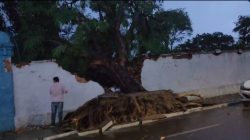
175, 32, 235, 53
233, 15, 250, 48
1, 1, 248, 93
0, 0, 193, 93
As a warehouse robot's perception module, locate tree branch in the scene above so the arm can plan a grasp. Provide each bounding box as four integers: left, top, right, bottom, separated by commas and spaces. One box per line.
115, 1, 129, 66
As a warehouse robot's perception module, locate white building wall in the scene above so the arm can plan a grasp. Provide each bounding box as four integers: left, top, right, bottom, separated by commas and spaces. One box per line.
13, 51, 250, 128
141, 51, 250, 97
13, 61, 104, 128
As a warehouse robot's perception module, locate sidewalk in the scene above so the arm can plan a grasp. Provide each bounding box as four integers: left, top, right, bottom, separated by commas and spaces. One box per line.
0, 127, 72, 140
203, 93, 241, 105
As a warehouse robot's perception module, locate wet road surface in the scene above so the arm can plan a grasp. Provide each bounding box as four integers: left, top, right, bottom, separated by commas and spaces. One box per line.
59, 104, 250, 140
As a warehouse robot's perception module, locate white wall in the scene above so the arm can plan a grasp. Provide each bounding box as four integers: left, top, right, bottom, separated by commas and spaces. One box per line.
141, 51, 250, 97
13, 51, 250, 128
13, 61, 104, 128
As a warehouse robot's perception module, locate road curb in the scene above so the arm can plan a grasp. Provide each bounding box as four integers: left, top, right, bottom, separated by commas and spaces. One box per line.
101, 121, 113, 133
106, 102, 238, 133
108, 121, 140, 131
43, 130, 77, 140
78, 121, 113, 136
78, 129, 99, 137
227, 100, 242, 106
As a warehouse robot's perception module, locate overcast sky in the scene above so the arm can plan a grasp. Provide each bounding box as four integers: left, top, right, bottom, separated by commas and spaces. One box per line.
163, 1, 250, 39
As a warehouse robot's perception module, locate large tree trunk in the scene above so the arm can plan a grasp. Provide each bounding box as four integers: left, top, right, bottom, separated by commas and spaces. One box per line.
85, 60, 145, 93
83, 2, 144, 94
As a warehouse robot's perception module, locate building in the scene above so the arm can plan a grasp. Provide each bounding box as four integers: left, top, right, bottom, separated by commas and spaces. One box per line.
0, 31, 15, 132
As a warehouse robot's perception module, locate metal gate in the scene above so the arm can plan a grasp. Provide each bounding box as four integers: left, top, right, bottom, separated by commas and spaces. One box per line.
0, 31, 15, 132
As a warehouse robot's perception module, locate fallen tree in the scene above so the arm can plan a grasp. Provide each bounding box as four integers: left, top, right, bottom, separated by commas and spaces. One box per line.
1, 1, 193, 94
63, 90, 204, 131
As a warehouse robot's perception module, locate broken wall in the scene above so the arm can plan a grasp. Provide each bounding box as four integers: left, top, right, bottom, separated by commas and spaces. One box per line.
13, 61, 104, 128
141, 51, 250, 97
13, 51, 250, 128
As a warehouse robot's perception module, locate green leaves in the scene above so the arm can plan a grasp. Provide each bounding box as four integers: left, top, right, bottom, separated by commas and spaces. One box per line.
9, 1, 61, 62
142, 39, 169, 55
233, 16, 250, 46
131, 9, 193, 54
8, 0, 194, 76
176, 32, 235, 52
152, 9, 192, 51
53, 45, 66, 58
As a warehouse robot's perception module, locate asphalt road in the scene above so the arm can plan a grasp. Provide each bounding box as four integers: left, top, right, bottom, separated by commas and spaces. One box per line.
59, 104, 250, 140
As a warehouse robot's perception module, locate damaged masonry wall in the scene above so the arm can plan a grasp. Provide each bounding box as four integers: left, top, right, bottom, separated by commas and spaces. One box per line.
142, 51, 250, 97
13, 61, 104, 128
13, 51, 250, 129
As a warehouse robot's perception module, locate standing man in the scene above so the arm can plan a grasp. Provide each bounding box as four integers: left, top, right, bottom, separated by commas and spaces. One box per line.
49, 76, 68, 127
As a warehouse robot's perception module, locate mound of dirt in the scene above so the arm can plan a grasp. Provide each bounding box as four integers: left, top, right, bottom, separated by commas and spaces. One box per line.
63, 90, 203, 131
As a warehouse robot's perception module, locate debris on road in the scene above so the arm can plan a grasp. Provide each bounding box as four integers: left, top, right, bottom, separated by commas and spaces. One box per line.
160, 136, 166, 140
63, 90, 205, 131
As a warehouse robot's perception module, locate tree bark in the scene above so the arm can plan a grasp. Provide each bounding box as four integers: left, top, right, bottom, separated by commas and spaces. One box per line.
85, 59, 145, 94
84, 2, 146, 93
115, 1, 129, 67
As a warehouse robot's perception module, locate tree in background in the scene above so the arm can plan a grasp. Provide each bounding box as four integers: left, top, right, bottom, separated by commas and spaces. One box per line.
0, 1, 66, 61
233, 15, 250, 48
175, 32, 234, 53
0, 1, 20, 32
0, 0, 193, 93
157, 9, 192, 52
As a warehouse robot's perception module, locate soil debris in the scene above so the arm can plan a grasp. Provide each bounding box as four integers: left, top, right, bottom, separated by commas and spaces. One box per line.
63, 90, 204, 131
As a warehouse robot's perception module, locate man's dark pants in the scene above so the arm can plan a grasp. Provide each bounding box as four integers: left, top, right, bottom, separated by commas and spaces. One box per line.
51, 102, 63, 126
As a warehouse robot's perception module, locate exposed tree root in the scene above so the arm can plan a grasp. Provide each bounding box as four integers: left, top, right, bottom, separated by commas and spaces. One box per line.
63, 90, 204, 131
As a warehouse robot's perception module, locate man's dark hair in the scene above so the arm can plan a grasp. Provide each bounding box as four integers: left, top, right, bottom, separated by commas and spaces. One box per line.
53, 76, 59, 82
